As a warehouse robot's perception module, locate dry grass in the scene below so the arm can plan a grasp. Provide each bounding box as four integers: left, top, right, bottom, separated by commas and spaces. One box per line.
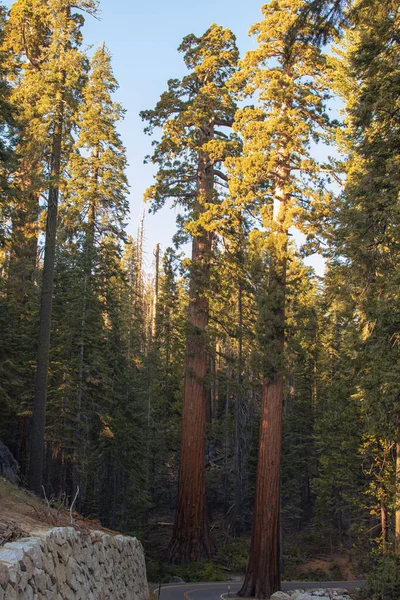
0, 477, 120, 543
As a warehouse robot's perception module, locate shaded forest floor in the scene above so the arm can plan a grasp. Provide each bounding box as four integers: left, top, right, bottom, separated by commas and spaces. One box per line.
1, 478, 363, 584
144, 514, 362, 583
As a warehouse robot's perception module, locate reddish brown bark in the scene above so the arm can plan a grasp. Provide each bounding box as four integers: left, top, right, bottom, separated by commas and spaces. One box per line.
238, 375, 283, 598
168, 230, 214, 562
168, 151, 215, 562
239, 154, 288, 596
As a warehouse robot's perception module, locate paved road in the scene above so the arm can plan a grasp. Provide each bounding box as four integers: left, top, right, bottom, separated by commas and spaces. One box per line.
157, 580, 367, 600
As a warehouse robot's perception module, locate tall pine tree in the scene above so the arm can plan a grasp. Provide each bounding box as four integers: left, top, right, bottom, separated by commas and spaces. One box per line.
6, 0, 98, 494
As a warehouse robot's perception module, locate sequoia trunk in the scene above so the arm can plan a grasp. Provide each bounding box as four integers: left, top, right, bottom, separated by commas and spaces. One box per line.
239, 159, 289, 597
168, 153, 215, 562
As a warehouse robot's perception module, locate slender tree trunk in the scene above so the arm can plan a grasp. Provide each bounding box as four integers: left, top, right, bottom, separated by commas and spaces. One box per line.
28, 88, 65, 496
168, 153, 215, 563
73, 193, 96, 501
152, 243, 160, 337
234, 280, 243, 534
210, 352, 216, 422
381, 500, 388, 553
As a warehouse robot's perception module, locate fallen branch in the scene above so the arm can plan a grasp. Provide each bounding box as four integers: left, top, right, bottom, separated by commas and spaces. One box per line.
70, 486, 80, 524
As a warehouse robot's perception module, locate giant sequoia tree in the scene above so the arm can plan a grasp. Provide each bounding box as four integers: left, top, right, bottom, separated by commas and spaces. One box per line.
142, 24, 239, 562
227, 0, 332, 595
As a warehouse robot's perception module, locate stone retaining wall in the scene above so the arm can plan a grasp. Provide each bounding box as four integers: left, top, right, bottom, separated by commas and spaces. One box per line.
0, 526, 149, 600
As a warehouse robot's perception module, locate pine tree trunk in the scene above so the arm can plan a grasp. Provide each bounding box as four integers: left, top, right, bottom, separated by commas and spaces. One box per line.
73, 197, 96, 502
168, 153, 215, 563
28, 88, 64, 496
381, 500, 388, 553
234, 281, 243, 534
152, 243, 160, 337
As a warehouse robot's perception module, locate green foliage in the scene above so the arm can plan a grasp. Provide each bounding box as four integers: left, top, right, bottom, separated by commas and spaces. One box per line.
64, 43, 128, 238
0, 2, 15, 171
360, 556, 400, 600
146, 559, 225, 583
141, 23, 239, 235
217, 539, 249, 573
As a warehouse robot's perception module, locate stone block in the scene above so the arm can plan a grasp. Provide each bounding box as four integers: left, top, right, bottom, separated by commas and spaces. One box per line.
0, 561, 9, 587
4, 583, 18, 599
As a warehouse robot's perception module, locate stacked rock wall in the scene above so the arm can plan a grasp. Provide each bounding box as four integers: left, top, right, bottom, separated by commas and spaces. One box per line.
0, 526, 149, 599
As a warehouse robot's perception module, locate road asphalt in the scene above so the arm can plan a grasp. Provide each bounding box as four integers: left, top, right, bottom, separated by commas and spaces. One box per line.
156, 580, 367, 600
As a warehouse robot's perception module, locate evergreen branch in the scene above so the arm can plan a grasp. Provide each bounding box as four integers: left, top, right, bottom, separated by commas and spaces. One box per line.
213, 169, 228, 182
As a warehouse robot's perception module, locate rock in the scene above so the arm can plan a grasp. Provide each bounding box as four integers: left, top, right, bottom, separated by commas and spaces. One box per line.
296, 594, 314, 600
170, 576, 185, 583
24, 584, 34, 600
270, 593, 291, 600
0, 522, 25, 547
0, 526, 149, 599
4, 584, 18, 600
0, 561, 9, 586
0, 441, 20, 484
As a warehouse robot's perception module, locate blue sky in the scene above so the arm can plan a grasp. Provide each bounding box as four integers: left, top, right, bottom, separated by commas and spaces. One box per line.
79, 0, 264, 267
5, 0, 326, 274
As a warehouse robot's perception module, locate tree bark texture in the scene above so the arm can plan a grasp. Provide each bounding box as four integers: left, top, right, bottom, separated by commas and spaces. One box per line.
381, 500, 388, 553
168, 154, 215, 563
239, 160, 288, 597
238, 376, 283, 598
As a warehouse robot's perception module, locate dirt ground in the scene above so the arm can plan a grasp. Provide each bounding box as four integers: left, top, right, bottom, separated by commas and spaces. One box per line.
297, 556, 357, 581
0, 477, 117, 546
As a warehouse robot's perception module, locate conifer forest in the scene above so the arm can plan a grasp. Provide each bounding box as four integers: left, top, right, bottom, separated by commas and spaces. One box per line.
0, 0, 399, 597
